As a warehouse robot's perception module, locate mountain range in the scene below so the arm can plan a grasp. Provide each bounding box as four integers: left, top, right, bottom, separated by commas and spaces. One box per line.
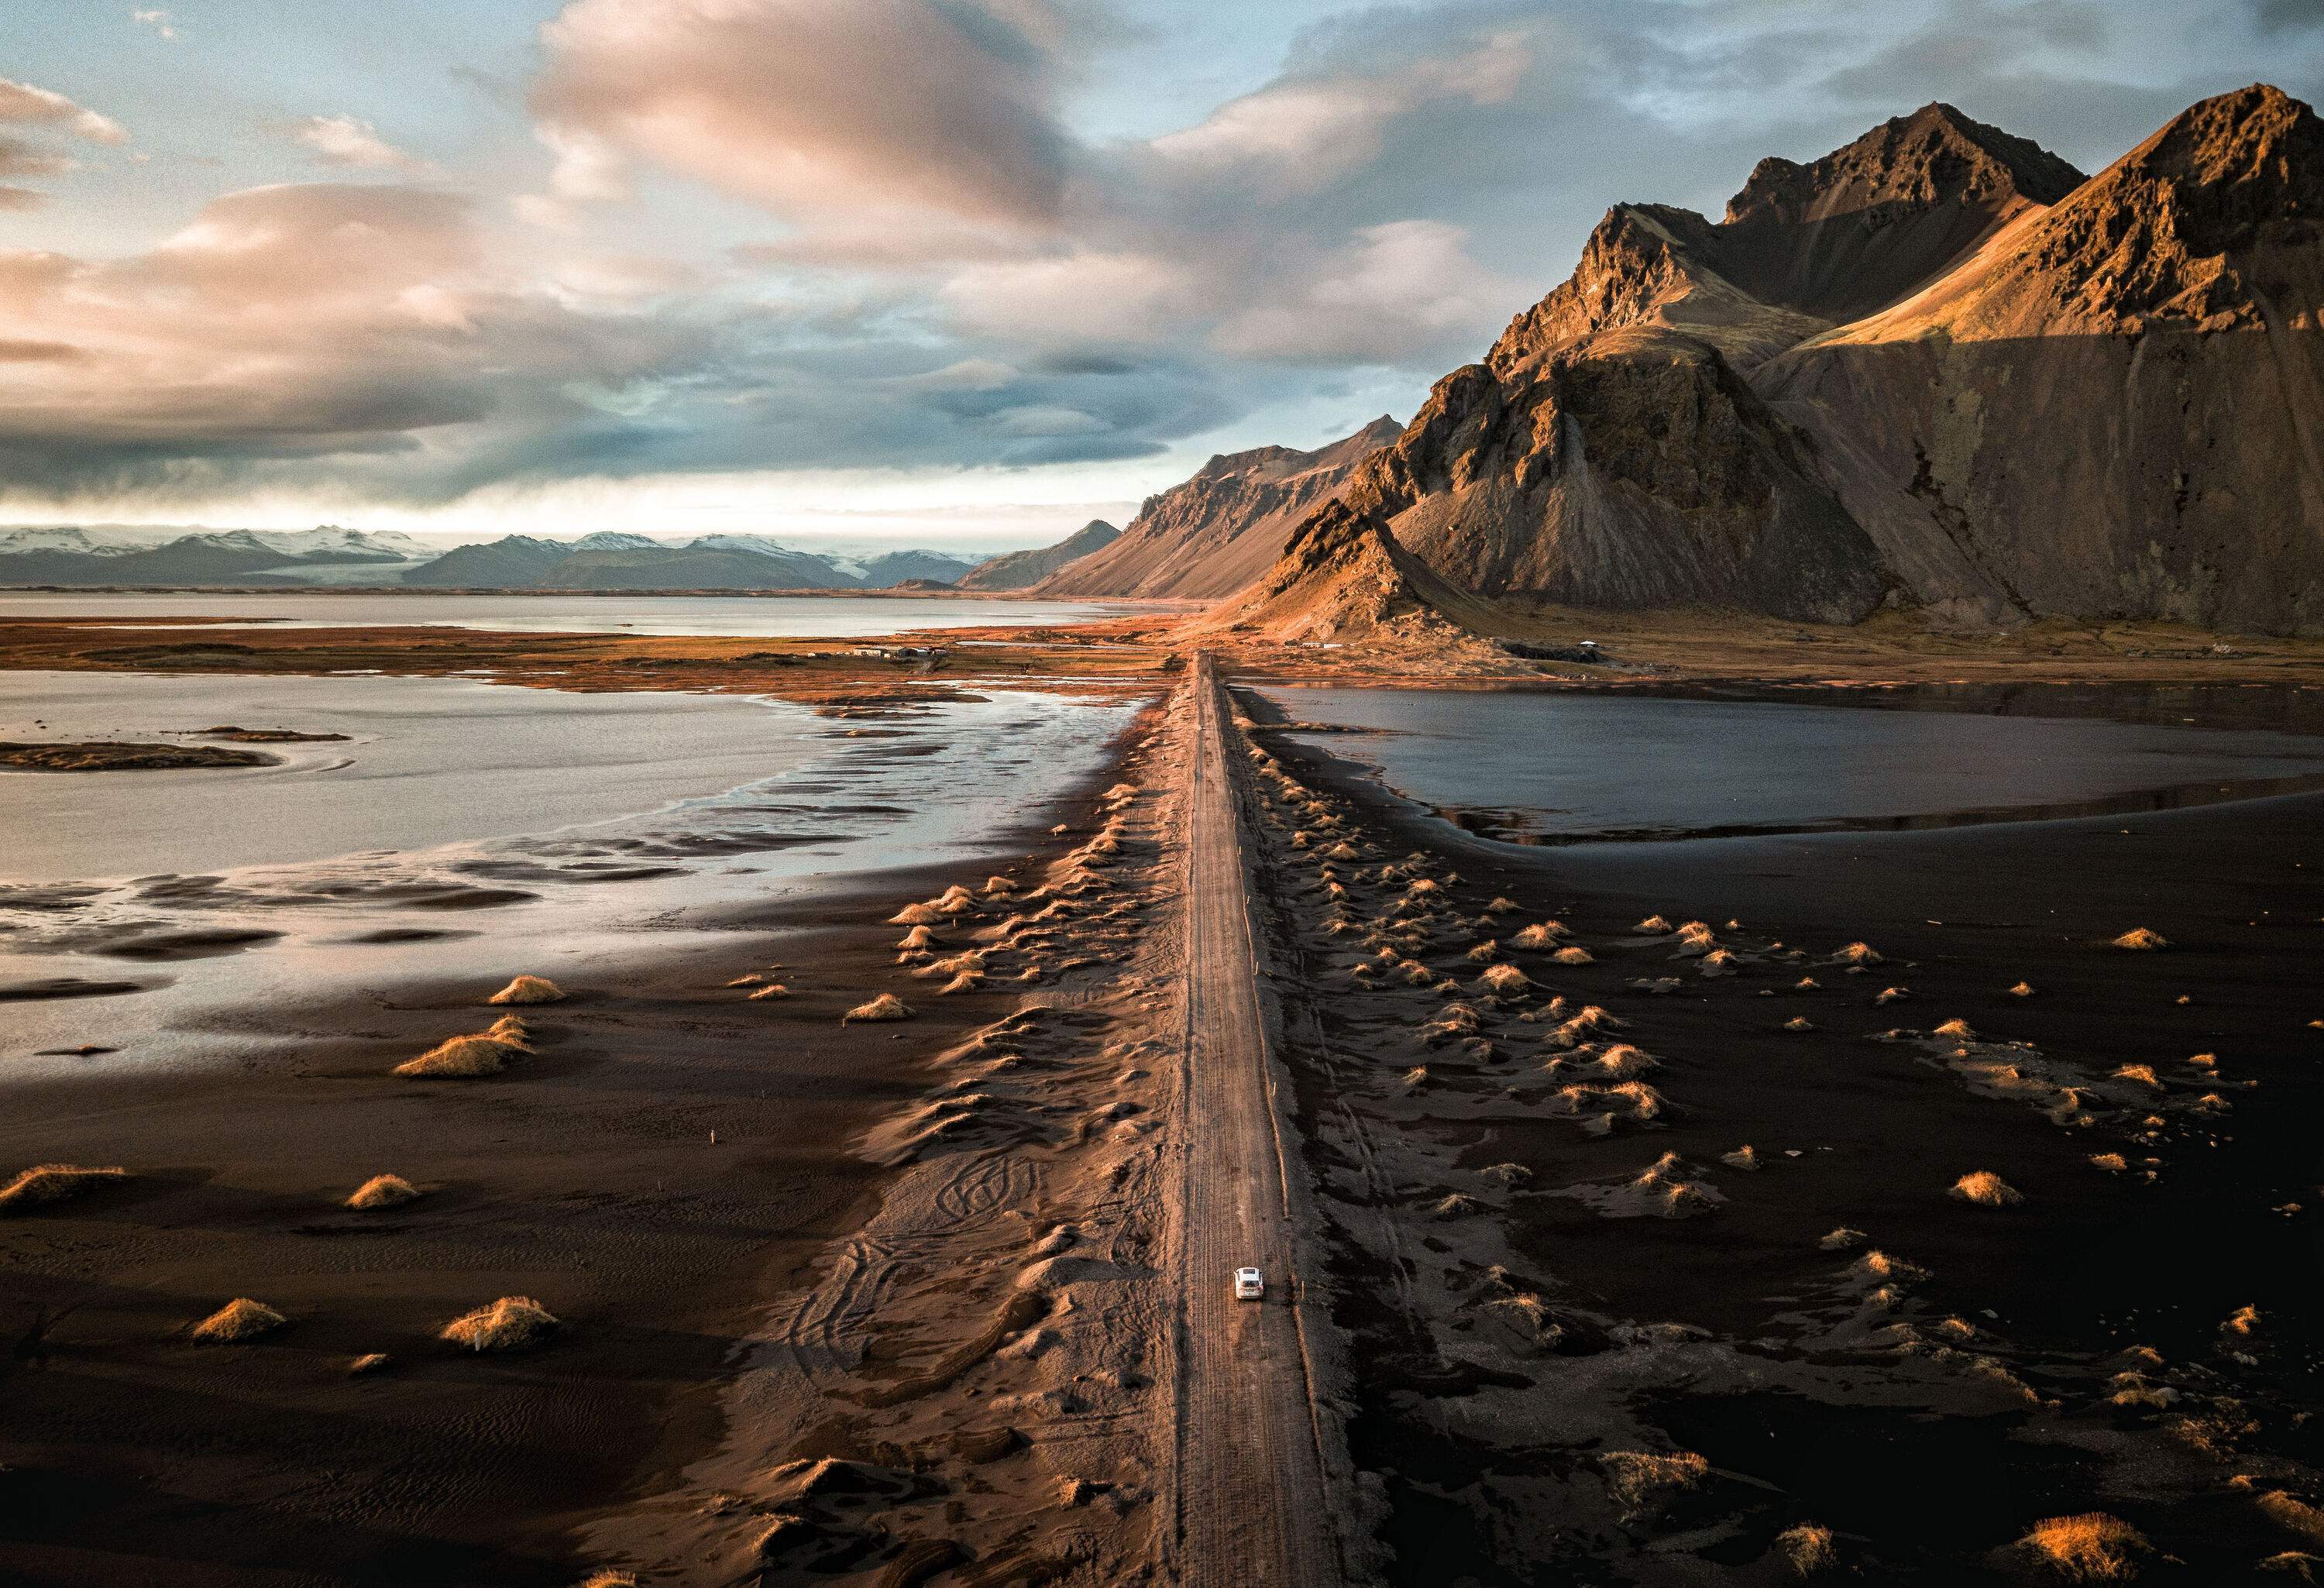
956, 519, 1121, 590
0, 527, 431, 587
1032, 420, 1401, 600
0, 526, 989, 591
12, 88, 2315, 633
1204, 85, 2324, 640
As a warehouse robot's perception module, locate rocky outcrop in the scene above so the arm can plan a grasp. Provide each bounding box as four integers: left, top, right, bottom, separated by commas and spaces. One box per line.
956, 519, 1121, 590
1226, 86, 2324, 638
1033, 418, 1401, 600
1761, 84, 2324, 633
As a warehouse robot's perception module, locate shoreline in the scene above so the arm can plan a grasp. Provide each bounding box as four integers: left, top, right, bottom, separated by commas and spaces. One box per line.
0, 692, 1164, 1585
1232, 682, 2324, 1583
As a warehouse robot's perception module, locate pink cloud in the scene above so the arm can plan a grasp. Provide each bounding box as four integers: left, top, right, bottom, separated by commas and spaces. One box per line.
527, 0, 1072, 227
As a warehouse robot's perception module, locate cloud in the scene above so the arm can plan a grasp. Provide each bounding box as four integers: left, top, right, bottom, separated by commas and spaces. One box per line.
0, 76, 129, 145
0, 187, 42, 212
1211, 221, 1526, 364
1146, 27, 1533, 198
526, 0, 1076, 227
0, 136, 74, 180
0, 183, 708, 495
291, 115, 428, 171
2255, 0, 2324, 33
131, 9, 177, 40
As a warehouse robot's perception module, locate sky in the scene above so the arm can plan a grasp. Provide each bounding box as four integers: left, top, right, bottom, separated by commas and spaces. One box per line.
1, 0, 2319, 550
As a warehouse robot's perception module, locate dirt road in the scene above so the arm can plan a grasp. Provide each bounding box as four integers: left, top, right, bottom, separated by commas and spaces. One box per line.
1171, 654, 1342, 1587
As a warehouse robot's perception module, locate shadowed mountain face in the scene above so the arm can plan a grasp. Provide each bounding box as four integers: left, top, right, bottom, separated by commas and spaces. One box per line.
0, 527, 425, 587
957, 519, 1121, 590
1033, 418, 1403, 600
1221, 86, 2324, 641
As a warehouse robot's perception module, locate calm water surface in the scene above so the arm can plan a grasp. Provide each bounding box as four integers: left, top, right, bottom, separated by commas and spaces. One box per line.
0, 590, 1143, 637
1254, 686, 2324, 842
1, 669, 1142, 1074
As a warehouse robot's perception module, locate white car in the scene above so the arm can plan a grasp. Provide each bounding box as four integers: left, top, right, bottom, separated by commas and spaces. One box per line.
1232, 1267, 1264, 1301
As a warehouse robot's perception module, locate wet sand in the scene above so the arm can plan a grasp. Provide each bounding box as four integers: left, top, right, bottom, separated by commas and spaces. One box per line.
0, 720, 1159, 1586
11, 637, 2324, 1586
1235, 687, 2324, 1583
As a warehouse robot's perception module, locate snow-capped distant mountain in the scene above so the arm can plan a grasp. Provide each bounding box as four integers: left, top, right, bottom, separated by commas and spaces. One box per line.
0, 524, 442, 586
566, 531, 663, 552
686, 533, 803, 557
0, 527, 141, 556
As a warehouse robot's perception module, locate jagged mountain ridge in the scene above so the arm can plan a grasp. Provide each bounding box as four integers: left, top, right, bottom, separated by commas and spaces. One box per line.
1033, 418, 1402, 600
1222, 86, 2324, 638
0, 525, 431, 586
957, 519, 1122, 590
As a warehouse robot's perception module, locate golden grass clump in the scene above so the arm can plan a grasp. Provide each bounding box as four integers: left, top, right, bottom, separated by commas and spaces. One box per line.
982, 875, 1015, 895
2110, 928, 2168, 951
1477, 963, 1532, 996
1783, 1016, 1816, 1033
348, 1352, 391, 1375
1550, 946, 1593, 966
487, 974, 565, 1005
896, 925, 940, 950
1484, 896, 1521, 915
441, 1294, 557, 1352
2010, 981, 2037, 997
2226, 1304, 2261, 1336
889, 902, 943, 925
748, 983, 792, 1001
843, 993, 913, 1024
1875, 986, 1910, 1005
1511, 919, 1571, 947
1949, 1170, 2023, 1206
1721, 1145, 1760, 1171
394, 1028, 524, 1078
2113, 1064, 2161, 1087
2090, 1153, 2129, 1172
346, 1174, 422, 1210
1599, 1449, 1709, 1514
577, 1573, 638, 1588
1834, 942, 1883, 966
1778, 1522, 1837, 1576
2257, 1491, 2324, 1544
191, 1298, 287, 1342
0, 1162, 127, 1213
1934, 1018, 1977, 1040
2016, 1513, 2150, 1580
1820, 1227, 1867, 1250
1634, 915, 1673, 934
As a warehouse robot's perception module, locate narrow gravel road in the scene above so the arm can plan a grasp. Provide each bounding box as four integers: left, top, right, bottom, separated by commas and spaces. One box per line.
1173, 654, 1341, 1588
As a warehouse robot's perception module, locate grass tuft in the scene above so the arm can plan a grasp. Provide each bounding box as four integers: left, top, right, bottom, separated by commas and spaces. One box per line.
2016, 1513, 2150, 1580
1949, 1170, 2024, 1206
1778, 1522, 1838, 1576
487, 974, 565, 1005
441, 1295, 557, 1353
346, 1174, 422, 1210
191, 1298, 286, 1342
0, 1163, 127, 1214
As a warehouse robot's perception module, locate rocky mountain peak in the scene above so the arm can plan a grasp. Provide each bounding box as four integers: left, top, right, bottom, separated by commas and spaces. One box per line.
1725, 102, 2083, 230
